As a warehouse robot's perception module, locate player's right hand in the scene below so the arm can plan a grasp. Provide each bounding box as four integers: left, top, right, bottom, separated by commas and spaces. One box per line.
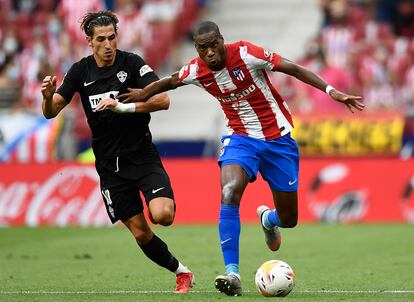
330, 90, 365, 113
41, 76, 57, 101
95, 98, 117, 111
118, 88, 146, 103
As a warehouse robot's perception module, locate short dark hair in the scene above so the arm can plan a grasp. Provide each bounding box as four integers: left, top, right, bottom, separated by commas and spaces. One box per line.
192, 21, 221, 40
80, 11, 119, 37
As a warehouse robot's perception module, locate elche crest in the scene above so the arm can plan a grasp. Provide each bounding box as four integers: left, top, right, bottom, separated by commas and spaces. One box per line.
117, 71, 127, 83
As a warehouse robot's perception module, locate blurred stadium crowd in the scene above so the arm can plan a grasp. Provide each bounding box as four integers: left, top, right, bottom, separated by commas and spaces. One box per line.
0, 0, 206, 111
0, 0, 207, 159
0, 0, 413, 160
277, 0, 414, 114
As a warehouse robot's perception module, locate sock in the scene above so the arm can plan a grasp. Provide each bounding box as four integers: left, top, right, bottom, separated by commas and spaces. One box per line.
175, 262, 190, 275
228, 272, 241, 280
137, 234, 179, 273
263, 209, 281, 229
225, 263, 239, 275
218, 204, 240, 275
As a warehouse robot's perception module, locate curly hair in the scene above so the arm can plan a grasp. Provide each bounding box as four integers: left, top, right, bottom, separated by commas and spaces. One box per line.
80, 11, 119, 37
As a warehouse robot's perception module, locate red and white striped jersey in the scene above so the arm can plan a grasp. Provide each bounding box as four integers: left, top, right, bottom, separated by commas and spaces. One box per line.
178, 40, 293, 140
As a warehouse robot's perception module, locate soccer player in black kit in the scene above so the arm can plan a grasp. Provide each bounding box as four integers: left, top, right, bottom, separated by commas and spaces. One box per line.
40, 11, 194, 293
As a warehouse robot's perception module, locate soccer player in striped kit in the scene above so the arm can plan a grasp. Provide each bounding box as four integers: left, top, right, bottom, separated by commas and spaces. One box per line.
96, 21, 365, 296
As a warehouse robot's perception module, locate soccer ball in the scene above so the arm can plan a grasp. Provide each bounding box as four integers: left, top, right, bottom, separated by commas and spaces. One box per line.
255, 259, 295, 297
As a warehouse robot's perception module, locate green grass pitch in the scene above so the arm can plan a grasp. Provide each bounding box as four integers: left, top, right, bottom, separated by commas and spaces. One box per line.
0, 224, 413, 302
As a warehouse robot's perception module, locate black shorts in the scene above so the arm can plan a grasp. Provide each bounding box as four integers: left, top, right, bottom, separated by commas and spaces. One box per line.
95, 145, 174, 224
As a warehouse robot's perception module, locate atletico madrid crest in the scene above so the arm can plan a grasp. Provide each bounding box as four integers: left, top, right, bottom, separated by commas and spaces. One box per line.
232, 67, 245, 81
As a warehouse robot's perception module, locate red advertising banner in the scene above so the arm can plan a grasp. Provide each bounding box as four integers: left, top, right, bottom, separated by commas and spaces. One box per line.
0, 158, 413, 226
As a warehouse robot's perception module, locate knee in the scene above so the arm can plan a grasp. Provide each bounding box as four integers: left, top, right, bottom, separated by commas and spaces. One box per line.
150, 206, 175, 226
155, 211, 174, 226
221, 183, 242, 205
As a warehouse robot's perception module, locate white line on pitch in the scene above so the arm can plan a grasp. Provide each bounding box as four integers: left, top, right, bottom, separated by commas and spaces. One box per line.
301, 290, 414, 294
0, 289, 414, 294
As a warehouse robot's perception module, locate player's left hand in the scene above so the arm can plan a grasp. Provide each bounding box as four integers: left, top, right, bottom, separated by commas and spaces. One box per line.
95, 98, 117, 111
330, 90, 365, 113
118, 88, 146, 103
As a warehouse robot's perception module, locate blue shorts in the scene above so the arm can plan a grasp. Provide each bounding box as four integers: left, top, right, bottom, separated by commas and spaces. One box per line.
218, 134, 299, 192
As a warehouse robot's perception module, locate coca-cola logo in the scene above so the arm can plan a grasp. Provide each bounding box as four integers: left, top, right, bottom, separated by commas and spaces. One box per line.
0, 166, 110, 226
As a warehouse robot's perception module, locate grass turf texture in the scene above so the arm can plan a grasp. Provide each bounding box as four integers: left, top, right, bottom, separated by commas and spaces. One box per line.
0, 224, 413, 302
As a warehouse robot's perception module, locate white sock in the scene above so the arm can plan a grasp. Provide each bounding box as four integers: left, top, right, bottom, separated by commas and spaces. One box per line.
175, 262, 190, 275
261, 210, 272, 230
228, 272, 241, 280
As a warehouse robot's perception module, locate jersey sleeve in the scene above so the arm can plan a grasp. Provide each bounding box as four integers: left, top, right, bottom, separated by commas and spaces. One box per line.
56, 63, 81, 103
240, 40, 282, 71
177, 58, 198, 85
132, 55, 159, 88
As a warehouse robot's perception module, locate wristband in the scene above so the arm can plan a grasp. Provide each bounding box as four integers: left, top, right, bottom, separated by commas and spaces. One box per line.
325, 85, 335, 95
112, 101, 135, 113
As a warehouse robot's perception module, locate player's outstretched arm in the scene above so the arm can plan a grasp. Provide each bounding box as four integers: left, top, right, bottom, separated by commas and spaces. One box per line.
95, 92, 170, 113
118, 71, 184, 104
275, 58, 365, 113
41, 76, 68, 119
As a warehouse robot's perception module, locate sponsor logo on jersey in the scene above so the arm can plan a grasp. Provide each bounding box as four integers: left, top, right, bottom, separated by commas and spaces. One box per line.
178, 65, 188, 79
216, 84, 256, 102
117, 71, 127, 83
88, 91, 119, 110
232, 67, 245, 81
139, 65, 153, 77
264, 48, 273, 60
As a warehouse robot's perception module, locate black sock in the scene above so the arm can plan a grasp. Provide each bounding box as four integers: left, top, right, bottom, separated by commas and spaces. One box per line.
137, 234, 179, 273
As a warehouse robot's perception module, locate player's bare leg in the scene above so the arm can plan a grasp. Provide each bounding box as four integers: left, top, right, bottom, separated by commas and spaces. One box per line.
123, 213, 153, 244
272, 190, 298, 228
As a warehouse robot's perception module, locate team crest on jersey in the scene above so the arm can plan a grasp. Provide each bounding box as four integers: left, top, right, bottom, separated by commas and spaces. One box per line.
232, 67, 245, 81
117, 71, 127, 83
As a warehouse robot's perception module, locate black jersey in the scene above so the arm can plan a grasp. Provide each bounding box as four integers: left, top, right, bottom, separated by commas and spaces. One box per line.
56, 50, 159, 160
